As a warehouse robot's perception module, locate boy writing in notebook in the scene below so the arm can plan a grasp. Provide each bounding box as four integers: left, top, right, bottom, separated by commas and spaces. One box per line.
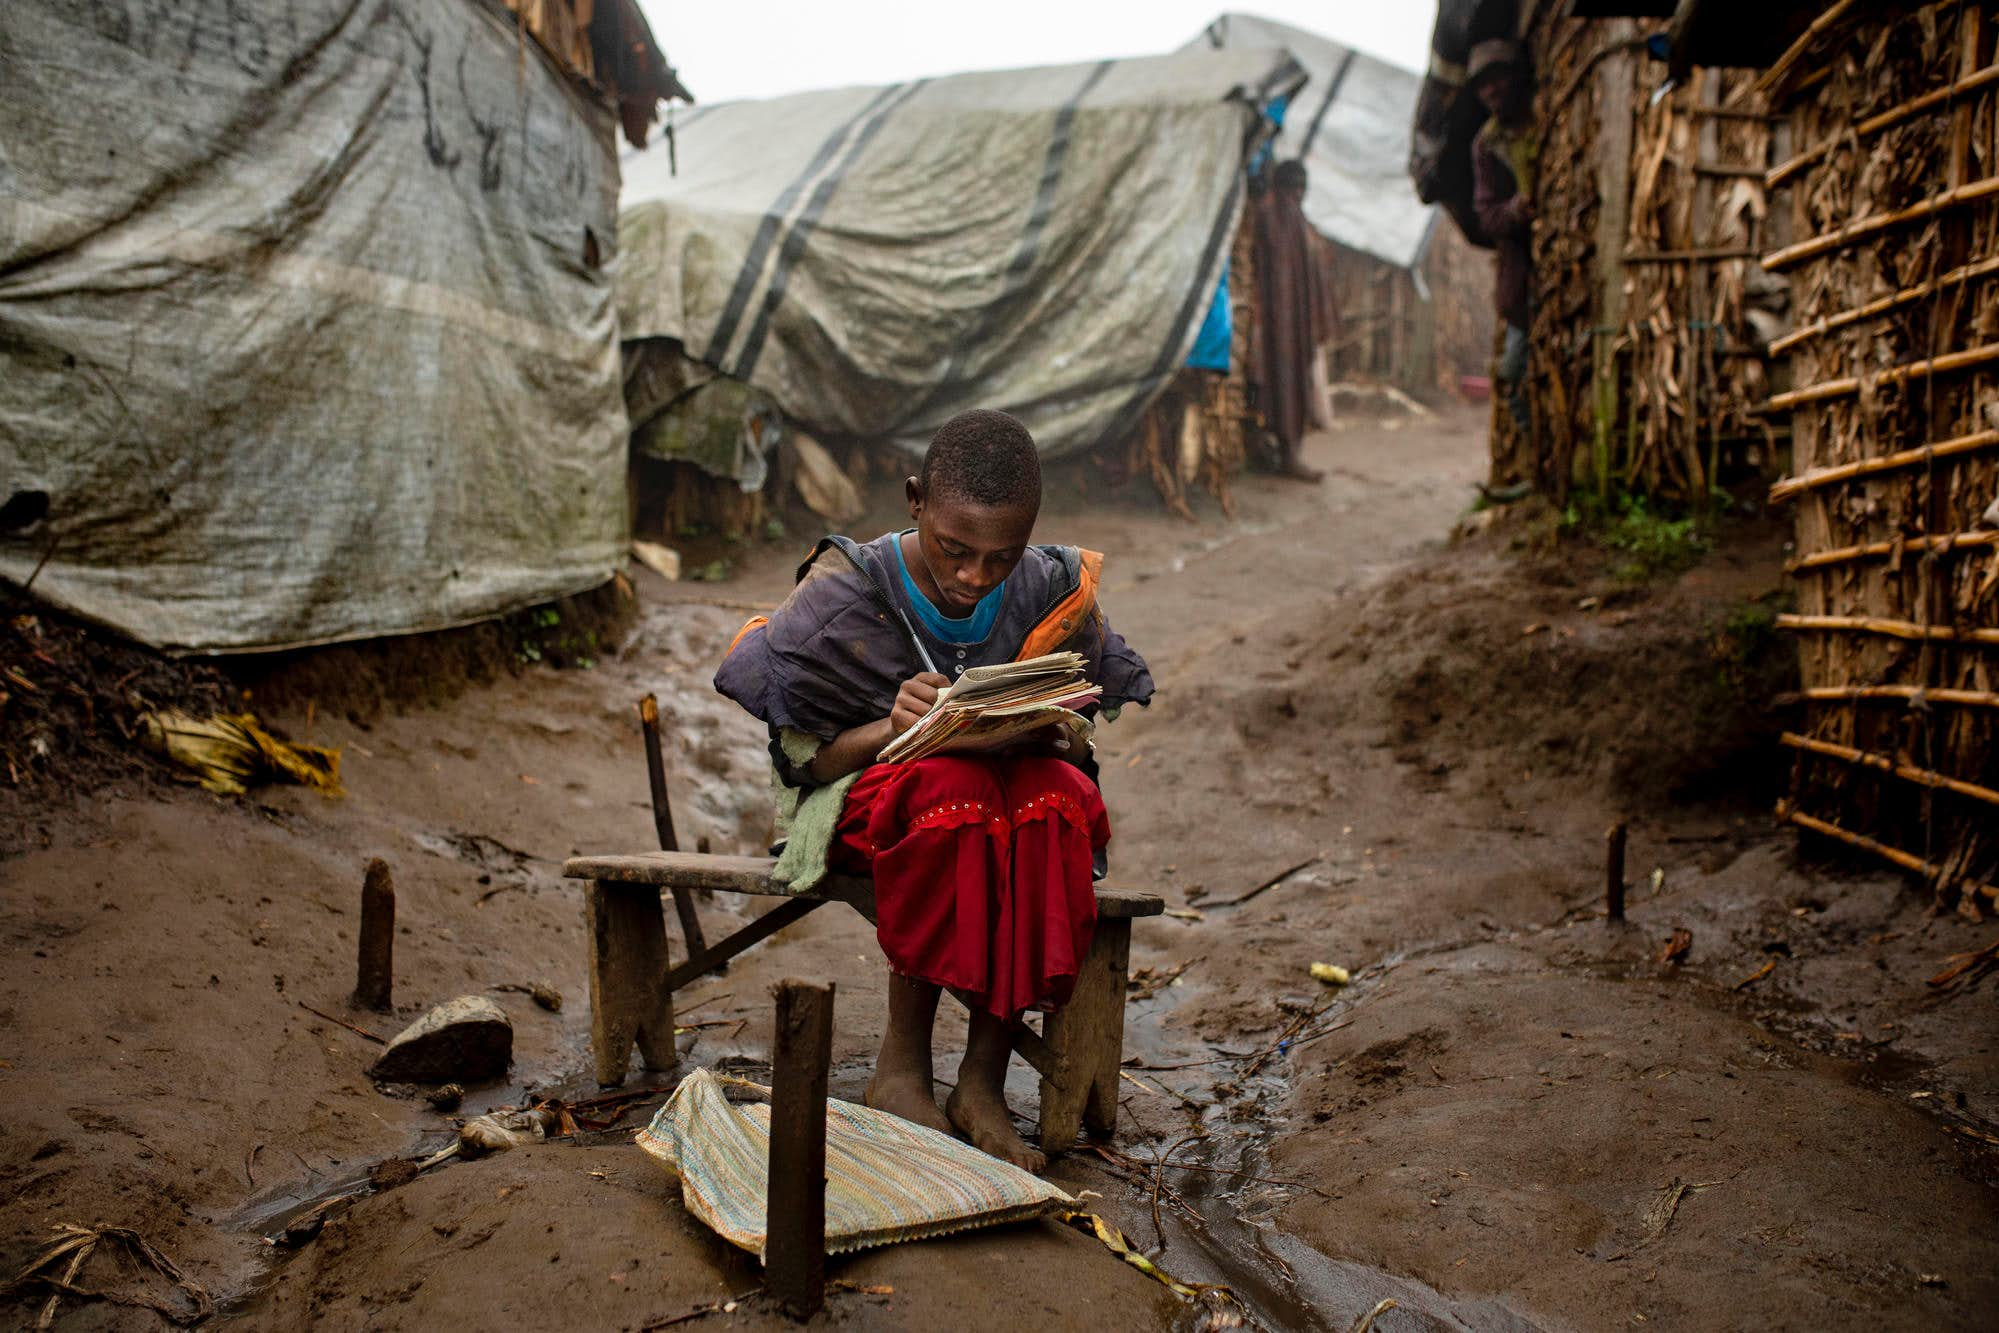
715, 409, 1153, 1170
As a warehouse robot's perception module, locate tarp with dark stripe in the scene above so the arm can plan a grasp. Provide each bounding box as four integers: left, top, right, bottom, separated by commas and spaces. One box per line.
616, 47, 1301, 460
1193, 12, 1440, 269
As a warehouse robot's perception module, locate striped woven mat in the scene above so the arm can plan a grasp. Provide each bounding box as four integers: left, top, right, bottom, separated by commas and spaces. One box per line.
637, 1068, 1073, 1259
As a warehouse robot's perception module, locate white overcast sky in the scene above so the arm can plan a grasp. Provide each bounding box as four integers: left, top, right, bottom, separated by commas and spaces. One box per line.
637, 3, 1440, 105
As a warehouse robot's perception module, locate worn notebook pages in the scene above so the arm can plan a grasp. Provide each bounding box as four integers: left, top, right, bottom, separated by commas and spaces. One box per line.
877, 652, 1100, 763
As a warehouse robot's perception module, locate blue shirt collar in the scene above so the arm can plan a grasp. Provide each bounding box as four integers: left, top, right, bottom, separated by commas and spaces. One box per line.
891, 530, 1005, 645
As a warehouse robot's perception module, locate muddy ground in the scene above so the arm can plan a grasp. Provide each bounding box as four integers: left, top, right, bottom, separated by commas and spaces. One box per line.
2, 410, 1994, 1330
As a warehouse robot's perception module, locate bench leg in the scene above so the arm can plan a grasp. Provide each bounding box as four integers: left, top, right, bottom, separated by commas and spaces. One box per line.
585, 880, 677, 1086
1038, 917, 1131, 1152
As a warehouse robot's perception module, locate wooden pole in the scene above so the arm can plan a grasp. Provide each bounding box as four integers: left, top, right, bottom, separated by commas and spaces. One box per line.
1762, 339, 1999, 412
1766, 63, 1999, 189
1767, 427, 1999, 501
1776, 684, 1999, 710
1591, 30, 1637, 502
1760, 174, 1999, 271
1776, 614, 1999, 648
1766, 255, 1999, 356
355, 858, 394, 1012
1788, 529, 1997, 573
1605, 822, 1627, 922
766, 979, 834, 1320
638, 694, 712, 962
1780, 732, 1999, 810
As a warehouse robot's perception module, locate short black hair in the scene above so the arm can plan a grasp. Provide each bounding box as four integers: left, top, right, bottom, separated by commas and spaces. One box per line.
919, 409, 1042, 510
1273, 158, 1308, 194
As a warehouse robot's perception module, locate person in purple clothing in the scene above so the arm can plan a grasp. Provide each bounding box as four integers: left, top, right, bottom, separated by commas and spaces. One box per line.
715, 409, 1153, 1170
1470, 38, 1538, 468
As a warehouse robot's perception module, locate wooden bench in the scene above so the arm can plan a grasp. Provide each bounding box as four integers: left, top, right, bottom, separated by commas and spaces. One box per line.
560, 851, 1163, 1152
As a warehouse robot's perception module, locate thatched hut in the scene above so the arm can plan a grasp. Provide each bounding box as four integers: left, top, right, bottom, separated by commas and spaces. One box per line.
1412, 1, 1818, 500
1759, 0, 1998, 912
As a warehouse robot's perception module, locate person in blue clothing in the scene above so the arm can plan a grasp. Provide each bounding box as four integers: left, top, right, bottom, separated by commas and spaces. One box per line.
715, 409, 1153, 1170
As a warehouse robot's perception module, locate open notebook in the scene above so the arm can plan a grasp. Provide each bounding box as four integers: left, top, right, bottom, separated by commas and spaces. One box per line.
877, 651, 1101, 764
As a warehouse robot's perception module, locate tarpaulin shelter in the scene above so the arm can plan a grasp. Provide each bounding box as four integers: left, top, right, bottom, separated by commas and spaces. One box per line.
615, 46, 1304, 475
1193, 13, 1439, 272
1190, 14, 1492, 401
0, 0, 678, 654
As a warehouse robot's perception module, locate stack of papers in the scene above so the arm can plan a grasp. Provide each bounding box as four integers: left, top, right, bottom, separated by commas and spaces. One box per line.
878, 652, 1100, 763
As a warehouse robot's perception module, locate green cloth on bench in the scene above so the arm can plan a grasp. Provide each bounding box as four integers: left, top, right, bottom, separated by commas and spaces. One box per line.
769, 727, 855, 894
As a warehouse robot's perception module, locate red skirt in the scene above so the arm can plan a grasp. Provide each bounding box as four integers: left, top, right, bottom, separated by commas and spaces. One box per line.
830, 755, 1109, 1019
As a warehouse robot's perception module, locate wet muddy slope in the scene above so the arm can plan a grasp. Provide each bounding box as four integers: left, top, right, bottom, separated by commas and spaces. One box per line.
2, 411, 1993, 1329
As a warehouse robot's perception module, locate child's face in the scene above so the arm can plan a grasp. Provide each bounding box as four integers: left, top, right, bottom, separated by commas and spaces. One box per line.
905, 483, 1037, 614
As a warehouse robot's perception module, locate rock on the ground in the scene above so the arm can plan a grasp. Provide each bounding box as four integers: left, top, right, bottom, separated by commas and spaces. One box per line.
369, 996, 512, 1083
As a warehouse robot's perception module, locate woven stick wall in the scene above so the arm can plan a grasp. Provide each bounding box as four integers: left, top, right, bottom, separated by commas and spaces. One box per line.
1424, 217, 1501, 399
1507, 9, 1780, 500
1764, 1, 1999, 914
1324, 224, 1495, 398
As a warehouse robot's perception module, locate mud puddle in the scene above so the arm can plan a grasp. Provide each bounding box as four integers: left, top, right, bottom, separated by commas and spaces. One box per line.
1094, 966, 1542, 1331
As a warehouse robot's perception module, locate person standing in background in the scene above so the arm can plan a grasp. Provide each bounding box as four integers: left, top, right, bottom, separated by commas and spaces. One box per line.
1252, 158, 1338, 483
1469, 39, 1537, 481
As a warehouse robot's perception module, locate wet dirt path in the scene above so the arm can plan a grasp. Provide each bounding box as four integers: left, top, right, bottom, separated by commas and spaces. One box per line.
6, 410, 1995, 1328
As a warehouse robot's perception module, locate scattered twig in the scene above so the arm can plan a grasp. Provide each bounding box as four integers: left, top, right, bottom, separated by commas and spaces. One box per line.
1209, 856, 1322, 908
4, 1224, 212, 1327
675, 991, 733, 1019
1127, 957, 1200, 1001
297, 1001, 386, 1044
1232, 1002, 1337, 1084
1104, 1143, 1333, 1199
1122, 1053, 1247, 1071
1928, 937, 1999, 990
1152, 1133, 1207, 1252
1642, 1176, 1724, 1243
1350, 1297, 1399, 1333
1732, 959, 1777, 991
639, 1287, 762, 1329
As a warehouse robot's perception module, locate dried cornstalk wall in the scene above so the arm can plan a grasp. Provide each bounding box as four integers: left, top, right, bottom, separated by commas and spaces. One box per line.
1507, 9, 1779, 500
1325, 224, 1494, 398
1765, 1, 1999, 913
1423, 217, 1500, 398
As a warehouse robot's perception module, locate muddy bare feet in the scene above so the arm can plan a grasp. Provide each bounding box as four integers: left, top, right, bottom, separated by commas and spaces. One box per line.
1275, 458, 1324, 482
865, 1070, 954, 1136
946, 1080, 1046, 1173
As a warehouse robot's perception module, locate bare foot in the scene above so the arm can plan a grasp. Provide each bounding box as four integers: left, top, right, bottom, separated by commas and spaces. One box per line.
865, 1071, 954, 1137
1274, 458, 1324, 483
946, 1081, 1047, 1173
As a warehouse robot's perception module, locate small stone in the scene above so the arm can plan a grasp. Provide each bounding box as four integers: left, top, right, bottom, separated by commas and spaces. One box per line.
425, 1083, 464, 1112
368, 996, 512, 1083
530, 982, 562, 1012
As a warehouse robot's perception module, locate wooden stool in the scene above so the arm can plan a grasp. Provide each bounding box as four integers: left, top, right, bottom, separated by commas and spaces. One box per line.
560, 851, 1162, 1152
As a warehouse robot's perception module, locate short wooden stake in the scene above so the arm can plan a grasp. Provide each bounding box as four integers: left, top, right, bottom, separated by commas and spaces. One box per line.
765, 978, 834, 1321
639, 694, 713, 964
1605, 822, 1628, 923
355, 858, 394, 1011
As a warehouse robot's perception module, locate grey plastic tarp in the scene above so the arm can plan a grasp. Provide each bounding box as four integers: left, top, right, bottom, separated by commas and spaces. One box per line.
616, 47, 1302, 462
0, 0, 628, 654
1192, 12, 1440, 270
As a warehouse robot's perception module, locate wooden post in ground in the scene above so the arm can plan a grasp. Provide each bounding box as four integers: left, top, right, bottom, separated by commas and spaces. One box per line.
1605, 822, 1629, 922
584, 880, 676, 1085
1590, 24, 1637, 499
355, 858, 394, 1011
1039, 918, 1132, 1151
638, 695, 712, 963
766, 979, 834, 1321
